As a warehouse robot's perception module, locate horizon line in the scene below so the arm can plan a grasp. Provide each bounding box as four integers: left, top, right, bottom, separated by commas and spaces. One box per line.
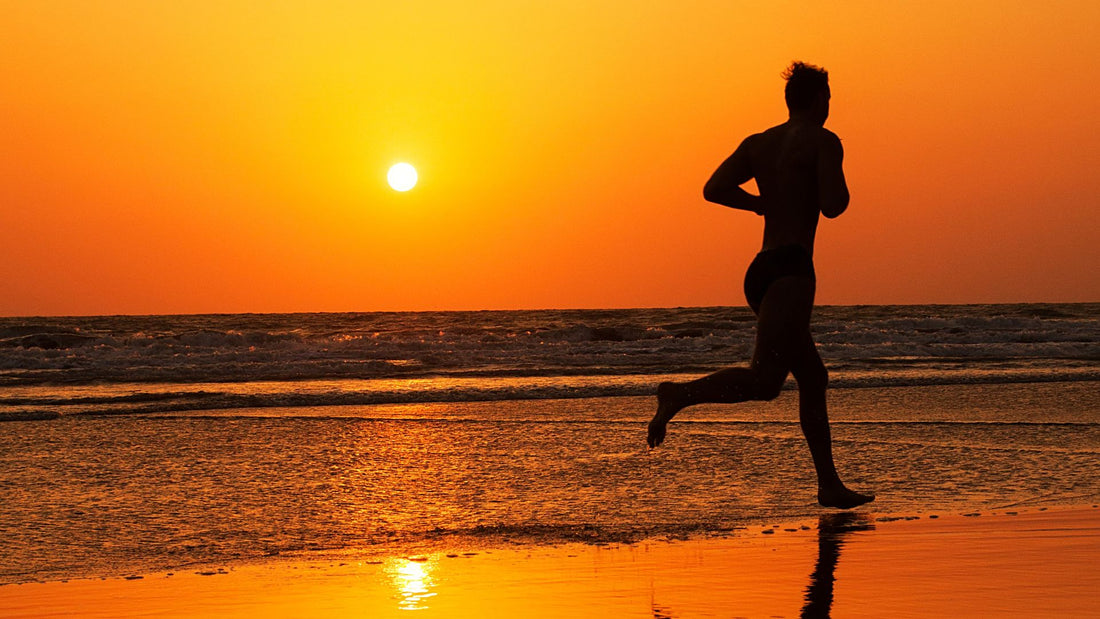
2, 300, 1097, 321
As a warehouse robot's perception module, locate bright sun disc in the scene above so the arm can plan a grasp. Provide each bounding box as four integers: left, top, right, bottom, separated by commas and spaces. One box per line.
387, 163, 418, 191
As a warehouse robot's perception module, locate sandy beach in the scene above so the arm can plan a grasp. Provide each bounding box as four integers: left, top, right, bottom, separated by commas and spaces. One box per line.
2, 506, 1096, 618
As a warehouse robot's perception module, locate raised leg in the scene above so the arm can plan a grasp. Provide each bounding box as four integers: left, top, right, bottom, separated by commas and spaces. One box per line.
648, 320, 789, 448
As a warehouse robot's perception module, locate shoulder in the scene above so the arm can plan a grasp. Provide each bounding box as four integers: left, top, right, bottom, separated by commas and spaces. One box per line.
820, 128, 842, 147
726, 132, 764, 165
819, 129, 844, 156
757, 124, 787, 140
738, 132, 765, 149
734, 130, 773, 157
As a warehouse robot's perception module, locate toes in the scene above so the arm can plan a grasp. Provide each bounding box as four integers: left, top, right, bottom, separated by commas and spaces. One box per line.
646, 428, 664, 449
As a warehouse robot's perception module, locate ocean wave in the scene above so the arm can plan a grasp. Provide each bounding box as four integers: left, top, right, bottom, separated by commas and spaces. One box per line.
4, 368, 1097, 422
0, 304, 1095, 393
0, 332, 101, 350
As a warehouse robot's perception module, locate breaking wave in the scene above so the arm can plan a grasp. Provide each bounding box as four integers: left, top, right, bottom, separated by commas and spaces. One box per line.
0, 304, 1096, 419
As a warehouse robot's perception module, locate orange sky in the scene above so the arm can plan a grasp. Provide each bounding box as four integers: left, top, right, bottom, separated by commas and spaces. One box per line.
2, 1, 1098, 315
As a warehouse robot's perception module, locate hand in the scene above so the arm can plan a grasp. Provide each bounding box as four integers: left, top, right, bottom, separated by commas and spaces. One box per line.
752, 195, 767, 216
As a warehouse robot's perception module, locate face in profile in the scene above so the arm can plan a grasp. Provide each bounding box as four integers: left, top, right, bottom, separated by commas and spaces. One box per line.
815, 87, 831, 125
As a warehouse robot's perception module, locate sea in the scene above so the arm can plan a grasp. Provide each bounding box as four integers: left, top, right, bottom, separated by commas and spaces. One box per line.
1, 303, 1098, 584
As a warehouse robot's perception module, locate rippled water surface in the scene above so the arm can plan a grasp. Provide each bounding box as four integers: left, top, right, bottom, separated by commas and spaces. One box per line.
2, 304, 1098, 421
2, 381, 1098, 584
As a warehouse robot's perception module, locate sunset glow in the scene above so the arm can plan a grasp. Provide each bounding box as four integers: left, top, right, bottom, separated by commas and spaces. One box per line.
1, 1, 1098, 315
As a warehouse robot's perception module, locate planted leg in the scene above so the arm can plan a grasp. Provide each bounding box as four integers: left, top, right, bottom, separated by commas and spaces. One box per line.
789, 339, 874, 508
758, 276, 874, 509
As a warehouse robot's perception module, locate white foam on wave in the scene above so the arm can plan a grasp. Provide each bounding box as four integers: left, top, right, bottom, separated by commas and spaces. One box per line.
3, 367, 1099, 421
0, 305, 1095, 402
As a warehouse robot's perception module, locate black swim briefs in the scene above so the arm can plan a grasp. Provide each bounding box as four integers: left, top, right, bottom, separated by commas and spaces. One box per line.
743, 244, 815, 314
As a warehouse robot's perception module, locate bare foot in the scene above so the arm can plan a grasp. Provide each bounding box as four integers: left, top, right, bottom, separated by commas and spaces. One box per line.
647, 382, 684, 448
818, 486, 875, 510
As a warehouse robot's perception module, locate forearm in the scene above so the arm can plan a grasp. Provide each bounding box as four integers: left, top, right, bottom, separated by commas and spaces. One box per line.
703, 184, 764, 215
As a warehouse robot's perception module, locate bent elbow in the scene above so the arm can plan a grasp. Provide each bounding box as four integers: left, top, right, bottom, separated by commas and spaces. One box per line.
702, 181, 720, 204
821, 194, 850, 219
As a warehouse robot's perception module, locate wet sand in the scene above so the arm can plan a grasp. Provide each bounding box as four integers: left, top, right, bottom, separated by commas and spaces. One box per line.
2, 507, 1097, 618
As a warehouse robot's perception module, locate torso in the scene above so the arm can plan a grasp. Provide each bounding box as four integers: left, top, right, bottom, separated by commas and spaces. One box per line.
747, 121, 829, 255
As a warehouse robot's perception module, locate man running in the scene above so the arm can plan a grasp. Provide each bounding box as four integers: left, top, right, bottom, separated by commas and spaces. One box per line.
647, 62, 874, 509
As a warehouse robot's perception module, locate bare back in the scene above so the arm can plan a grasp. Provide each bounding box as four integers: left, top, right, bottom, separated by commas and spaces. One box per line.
703, 120, 849, 256
754, 122, 829, 252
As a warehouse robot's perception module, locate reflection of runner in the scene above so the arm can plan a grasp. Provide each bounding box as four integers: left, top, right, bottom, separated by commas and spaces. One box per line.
647, 62, 873, 509
802, 513, 875, 617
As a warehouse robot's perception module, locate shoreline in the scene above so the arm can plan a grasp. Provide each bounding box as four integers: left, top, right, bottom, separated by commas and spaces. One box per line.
3, 505, 1098, 618
3, 501, 1091, 587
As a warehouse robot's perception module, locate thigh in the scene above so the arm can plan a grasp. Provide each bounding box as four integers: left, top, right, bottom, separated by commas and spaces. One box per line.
751, 275, 817, 375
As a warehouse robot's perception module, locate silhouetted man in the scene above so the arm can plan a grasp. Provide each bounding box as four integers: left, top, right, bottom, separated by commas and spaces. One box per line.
648, 62, 873, 509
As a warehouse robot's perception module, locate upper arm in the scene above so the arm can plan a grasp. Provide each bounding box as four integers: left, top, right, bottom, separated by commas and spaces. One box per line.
703, 135, 755, 203
818, 132, 849, 218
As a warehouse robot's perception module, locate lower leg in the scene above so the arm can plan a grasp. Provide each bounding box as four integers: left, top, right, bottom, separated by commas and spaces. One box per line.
798, 384, 874, 509
648, 368, 772, 448
798, 386, 842, 487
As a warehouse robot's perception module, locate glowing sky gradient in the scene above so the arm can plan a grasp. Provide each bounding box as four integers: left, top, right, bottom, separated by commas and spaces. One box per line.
3, 1, 1098, 315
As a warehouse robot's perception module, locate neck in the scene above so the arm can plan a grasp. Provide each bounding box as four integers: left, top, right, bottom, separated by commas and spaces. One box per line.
788, 112, 824, 126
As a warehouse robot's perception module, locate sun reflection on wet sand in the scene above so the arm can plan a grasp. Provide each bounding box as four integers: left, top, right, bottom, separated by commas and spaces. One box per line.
1, 510, 1097, 617
386, 558, 436, 611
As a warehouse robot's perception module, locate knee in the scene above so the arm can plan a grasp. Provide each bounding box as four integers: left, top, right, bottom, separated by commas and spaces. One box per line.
795, 362, 828, 391
753, 375, 786, 401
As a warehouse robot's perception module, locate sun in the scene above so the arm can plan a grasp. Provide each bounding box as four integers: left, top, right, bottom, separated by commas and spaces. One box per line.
387, 163, 418, 192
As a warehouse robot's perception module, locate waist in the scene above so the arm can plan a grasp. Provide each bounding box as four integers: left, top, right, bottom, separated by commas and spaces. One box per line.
757, 243, 813, 260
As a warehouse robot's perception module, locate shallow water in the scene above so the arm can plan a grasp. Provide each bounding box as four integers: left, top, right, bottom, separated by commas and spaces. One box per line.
3, 304, 1097, 422
2, 381, 1097, 584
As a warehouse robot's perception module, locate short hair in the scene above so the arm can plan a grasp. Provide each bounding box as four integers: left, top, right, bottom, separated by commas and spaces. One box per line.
783, 62, 829, 111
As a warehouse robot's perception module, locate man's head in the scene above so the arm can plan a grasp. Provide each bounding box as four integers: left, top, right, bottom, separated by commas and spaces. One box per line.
783, 61, 830, 123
